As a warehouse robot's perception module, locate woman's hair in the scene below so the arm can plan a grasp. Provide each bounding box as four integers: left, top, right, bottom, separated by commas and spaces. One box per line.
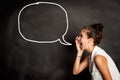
82, 23, 103, 45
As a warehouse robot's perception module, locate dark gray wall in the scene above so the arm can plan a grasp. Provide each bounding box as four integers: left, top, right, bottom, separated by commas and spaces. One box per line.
0, 0, 120, 80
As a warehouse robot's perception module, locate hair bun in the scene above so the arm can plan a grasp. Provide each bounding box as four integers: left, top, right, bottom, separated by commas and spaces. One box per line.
91, 23, 103, 32
96, 23, 103, 31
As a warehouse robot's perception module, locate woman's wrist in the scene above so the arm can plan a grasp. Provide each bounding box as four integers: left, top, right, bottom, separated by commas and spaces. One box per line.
77, 55, 82, 58
77, 50, 83, 54
76, 54, 82, 60
77, 52, 82, 57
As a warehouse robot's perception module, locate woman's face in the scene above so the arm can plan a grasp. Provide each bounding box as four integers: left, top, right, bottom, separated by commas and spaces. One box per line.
79, 29, 90, 50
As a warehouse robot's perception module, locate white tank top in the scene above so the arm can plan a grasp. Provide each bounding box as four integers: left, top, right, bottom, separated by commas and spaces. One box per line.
89, 46, 120, 80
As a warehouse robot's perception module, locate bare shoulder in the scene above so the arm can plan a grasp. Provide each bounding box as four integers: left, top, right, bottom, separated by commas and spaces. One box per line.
94, 54, 107, 65
94, 54, 112, 80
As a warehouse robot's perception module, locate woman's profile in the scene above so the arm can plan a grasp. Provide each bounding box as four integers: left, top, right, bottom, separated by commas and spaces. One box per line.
73, 23, 120, 80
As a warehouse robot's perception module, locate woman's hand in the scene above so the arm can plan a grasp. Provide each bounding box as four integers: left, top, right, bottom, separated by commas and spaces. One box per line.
75, 36, 83, 54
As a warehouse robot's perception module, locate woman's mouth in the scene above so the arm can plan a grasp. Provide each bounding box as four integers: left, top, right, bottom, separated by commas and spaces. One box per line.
80, 42, 82, 49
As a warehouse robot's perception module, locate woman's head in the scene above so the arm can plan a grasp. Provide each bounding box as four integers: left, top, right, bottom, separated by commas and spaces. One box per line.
79, 23, 103, 50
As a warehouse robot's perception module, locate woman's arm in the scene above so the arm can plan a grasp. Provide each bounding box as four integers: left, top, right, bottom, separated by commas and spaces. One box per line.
94, 55, 112, 80
73, 53, 89, 75
73, 36, 89, 75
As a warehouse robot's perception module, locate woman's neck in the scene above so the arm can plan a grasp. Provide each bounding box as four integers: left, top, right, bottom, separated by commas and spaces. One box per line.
87, 45, 95, 55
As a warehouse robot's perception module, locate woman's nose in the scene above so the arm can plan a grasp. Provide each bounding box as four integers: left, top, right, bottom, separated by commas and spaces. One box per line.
78, 36, 81, 40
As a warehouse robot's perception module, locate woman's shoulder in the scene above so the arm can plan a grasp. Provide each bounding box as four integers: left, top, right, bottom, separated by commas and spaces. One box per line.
93, 46, 108, 57
95, 46, 106, 54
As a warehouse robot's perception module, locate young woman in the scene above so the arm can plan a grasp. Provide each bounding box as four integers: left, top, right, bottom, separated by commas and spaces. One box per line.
73, 23, 120, 80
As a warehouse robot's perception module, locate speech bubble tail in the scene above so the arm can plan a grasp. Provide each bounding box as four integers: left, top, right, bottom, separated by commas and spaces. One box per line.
58, 38, 72, 46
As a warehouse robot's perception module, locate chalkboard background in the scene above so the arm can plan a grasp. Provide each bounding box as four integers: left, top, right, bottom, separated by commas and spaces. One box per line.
0, 0, 120, 80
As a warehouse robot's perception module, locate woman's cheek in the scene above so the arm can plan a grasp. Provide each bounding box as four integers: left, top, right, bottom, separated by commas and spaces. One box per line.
83, 40, 88, 48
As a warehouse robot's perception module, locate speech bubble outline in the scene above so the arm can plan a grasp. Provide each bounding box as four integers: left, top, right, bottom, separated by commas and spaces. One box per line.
18, 2, 72, 45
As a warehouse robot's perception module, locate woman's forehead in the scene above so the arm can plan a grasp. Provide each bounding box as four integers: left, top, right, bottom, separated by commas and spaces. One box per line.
80, 29, 89, 37
80, 29, 88, 34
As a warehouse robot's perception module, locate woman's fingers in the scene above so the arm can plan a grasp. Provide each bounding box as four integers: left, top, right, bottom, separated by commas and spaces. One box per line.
75, 36, 80, 44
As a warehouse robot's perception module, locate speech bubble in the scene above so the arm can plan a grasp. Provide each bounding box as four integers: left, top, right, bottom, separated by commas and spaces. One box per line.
18, 2, 72, 45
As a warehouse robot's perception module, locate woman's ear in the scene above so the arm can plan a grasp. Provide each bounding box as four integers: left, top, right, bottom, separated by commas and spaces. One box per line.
88, 38, 94, 43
